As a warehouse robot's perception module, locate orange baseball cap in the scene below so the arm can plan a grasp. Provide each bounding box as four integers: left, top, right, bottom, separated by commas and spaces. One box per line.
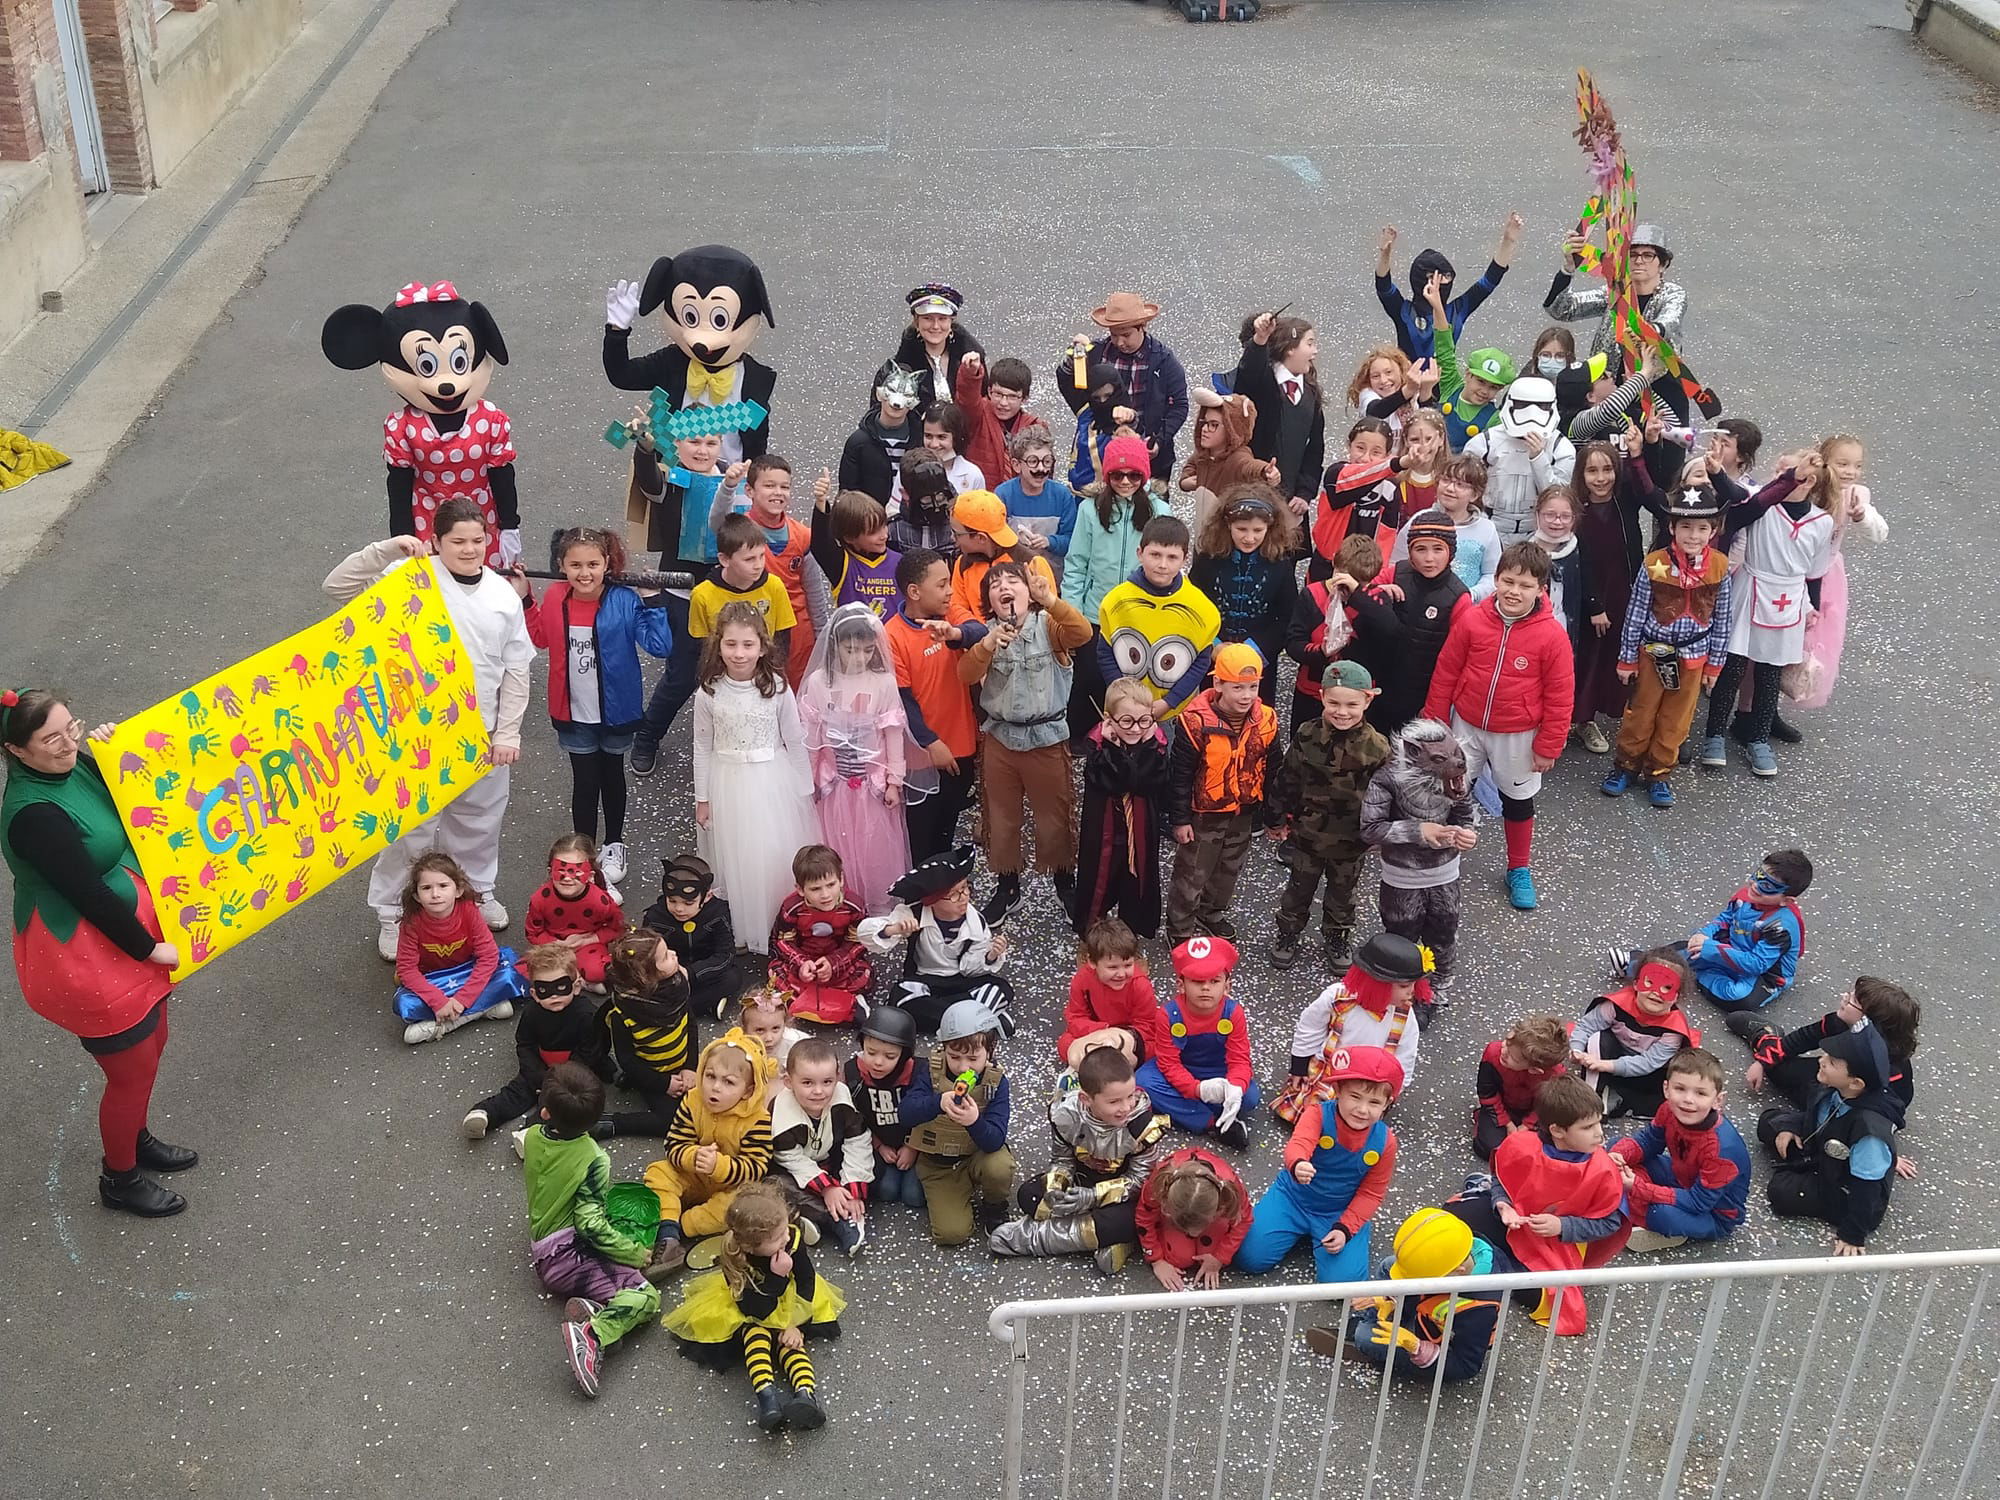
1211, 642, 1264, 683
952, 490, 1016, 548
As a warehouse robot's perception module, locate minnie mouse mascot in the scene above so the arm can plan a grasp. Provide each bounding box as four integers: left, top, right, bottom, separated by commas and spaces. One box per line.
322, 280, 522, 567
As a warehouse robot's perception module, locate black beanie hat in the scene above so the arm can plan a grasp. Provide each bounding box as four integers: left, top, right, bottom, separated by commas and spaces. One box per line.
1404, 508, 1459, 558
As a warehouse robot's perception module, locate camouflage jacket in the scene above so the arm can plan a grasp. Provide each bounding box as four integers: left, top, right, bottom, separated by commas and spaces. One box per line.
1266, 718, 1392, 859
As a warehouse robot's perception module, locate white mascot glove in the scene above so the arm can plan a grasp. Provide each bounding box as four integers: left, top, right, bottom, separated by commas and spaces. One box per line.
605, 279, 641, 331
1197, 1077, 1228, 1106
1216, 1082, 1247, 1134
497, 528, 523, 570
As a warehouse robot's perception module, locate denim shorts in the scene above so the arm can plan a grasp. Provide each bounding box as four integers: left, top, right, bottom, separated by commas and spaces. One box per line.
554, 722, 636, 756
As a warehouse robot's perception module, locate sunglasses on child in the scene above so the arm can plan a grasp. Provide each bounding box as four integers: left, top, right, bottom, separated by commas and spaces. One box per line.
1107, 469, 1145, 484
529, 976, 577, 999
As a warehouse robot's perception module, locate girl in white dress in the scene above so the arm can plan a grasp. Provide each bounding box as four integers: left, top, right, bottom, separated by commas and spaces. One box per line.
693, 602, 819, 953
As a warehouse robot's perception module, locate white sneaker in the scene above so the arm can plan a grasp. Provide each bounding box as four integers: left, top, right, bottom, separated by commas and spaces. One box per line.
477, 894, 509, 931
377, 916, 401, 962
598, 841, 628, 886
461, 1108, 490, 1140
511, 1128, 529, 1161
479, 1000, 515, 1023
602, 879, 624, 908
403, 1019, 440, 1044
1625, 1228, 1689, 1253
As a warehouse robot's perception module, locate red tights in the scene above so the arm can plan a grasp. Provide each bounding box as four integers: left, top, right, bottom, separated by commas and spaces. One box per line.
91, 1005, 168, 1172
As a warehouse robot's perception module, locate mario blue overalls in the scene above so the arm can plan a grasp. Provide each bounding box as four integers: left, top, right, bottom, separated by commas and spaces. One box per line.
1234, 1100, 1387, 1282
1134, 997, 1259, 1133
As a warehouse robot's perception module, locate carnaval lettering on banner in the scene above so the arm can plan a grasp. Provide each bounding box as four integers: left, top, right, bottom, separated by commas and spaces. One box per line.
100, 560, 489, 980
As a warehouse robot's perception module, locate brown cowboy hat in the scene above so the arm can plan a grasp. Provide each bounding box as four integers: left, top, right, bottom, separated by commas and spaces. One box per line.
1091, 290, 1162, 329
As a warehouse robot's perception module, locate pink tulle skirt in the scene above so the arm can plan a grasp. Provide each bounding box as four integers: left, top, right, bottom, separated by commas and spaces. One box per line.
1790, 552, 1849, 710
818, 779, 911, 916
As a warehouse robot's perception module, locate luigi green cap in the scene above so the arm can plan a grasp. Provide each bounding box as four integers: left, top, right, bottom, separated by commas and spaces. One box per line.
1466, 349, 1516, 386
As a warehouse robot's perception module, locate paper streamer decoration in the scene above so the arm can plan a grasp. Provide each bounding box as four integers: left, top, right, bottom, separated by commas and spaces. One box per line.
1570, 70, 1720, 419
604, 389, 769, 449
100, 559, 490, 980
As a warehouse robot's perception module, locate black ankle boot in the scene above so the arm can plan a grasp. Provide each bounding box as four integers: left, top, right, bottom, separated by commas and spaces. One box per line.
135, 1130, 198, 1173
783, 1386, 826, 1431
755, 1385, 786, 1431
1768, 714, 1804, 745
99, 1165, 187, 1217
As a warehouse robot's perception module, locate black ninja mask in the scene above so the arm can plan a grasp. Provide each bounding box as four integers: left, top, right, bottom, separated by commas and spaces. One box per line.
1410, 248, 1456, 308
1086, 360, 1124, 426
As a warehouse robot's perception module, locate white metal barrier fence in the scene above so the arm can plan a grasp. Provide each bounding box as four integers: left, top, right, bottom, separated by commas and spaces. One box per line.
989, 1248, 2000, 1500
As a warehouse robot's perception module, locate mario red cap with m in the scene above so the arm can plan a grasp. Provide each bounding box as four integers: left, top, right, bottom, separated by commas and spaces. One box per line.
1314, 1044, 1406, 1099
1171, 934, 1238, 981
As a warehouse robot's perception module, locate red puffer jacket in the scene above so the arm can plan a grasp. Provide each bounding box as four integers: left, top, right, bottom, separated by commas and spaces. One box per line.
1421, 595, 1575, 761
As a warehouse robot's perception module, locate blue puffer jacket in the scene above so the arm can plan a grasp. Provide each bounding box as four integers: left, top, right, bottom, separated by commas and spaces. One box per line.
524, 582, 674, 731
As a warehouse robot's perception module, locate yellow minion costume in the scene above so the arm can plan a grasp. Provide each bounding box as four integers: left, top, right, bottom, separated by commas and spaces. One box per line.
1096, 573, 1221, 720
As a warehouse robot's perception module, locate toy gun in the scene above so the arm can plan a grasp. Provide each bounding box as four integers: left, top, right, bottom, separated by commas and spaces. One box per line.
951, 1068, 980, 1101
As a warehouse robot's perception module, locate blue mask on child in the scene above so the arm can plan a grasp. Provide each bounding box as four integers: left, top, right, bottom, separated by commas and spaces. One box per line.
1536, 356, 1567, 378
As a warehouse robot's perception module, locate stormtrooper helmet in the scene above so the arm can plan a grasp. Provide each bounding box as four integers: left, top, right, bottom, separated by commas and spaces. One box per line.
1500, 376, 1560, 440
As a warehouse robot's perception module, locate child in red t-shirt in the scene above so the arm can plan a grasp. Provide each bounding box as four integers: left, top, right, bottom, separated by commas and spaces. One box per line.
523, 834, 626, 987
393, 852, 524, 1044
1057, 917, 1157, 1070
1134, 936, 1257, 1149
1473, 1013, 1572, 1160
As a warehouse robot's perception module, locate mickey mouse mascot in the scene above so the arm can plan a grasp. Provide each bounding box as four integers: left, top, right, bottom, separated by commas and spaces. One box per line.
602, 245, 775, 462
321, 281, 522, 567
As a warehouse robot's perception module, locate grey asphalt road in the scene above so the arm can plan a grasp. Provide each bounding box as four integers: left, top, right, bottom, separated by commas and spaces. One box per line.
3, 1, 1998, 1496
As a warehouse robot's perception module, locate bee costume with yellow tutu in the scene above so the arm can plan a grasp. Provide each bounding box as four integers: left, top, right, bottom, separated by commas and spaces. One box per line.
664, 1181, 844, 1432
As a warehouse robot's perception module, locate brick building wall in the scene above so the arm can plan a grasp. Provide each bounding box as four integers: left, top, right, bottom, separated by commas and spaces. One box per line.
0, 0, 61, 163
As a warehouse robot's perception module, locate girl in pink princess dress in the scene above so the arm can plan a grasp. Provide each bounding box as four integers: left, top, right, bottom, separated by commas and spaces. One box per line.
1788, 433, 1885, 713
798, 605, 935, 915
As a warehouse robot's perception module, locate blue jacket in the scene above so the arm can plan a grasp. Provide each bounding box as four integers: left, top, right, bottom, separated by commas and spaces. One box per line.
1375, 261, 1507, 360
1694, 895, 1803, 1004
1056, 334, 1190, 459
524, 582, 674, 731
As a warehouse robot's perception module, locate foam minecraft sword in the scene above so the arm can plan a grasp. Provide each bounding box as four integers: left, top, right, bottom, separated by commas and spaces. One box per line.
604, 389, 769, 450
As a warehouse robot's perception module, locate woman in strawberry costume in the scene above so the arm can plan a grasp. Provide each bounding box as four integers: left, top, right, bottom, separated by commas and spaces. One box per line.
2, 689, 195, 1217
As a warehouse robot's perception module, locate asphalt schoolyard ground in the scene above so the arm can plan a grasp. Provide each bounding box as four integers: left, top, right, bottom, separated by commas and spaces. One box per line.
2, 1, 1998, 1495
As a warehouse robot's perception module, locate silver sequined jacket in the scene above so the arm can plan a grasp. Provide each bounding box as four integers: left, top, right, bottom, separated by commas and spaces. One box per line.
1543, 273, 1688, 360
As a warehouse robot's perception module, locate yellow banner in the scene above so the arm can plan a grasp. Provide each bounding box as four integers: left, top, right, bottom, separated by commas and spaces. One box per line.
101, 559, 490, 979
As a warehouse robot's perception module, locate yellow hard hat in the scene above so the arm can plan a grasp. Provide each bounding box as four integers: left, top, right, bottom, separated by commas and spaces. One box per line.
1388, 1207, 1473, 1280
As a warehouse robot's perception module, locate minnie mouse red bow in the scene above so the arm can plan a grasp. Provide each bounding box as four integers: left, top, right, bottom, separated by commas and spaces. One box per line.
394, 280, 460, 306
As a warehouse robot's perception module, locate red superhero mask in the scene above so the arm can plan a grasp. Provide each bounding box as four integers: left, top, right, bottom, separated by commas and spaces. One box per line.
550, 857, 594, 887
1634, 960, 1684, 1013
